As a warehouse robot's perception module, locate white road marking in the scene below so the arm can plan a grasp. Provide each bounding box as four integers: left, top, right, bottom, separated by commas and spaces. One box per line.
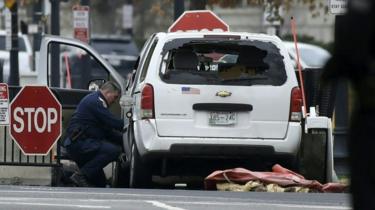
0, 201, 110, 209
0, 188, 351, 210
0, 196, 350, 210
146, 200, 187, 210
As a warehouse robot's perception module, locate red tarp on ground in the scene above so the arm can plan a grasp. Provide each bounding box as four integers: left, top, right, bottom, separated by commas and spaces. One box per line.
204, 164, 348, 193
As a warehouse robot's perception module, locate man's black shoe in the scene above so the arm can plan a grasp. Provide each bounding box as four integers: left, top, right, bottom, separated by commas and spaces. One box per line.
70, 172, 92, 187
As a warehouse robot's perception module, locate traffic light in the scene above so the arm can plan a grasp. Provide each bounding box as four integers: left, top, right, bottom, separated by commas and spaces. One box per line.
5, 0, 16, 10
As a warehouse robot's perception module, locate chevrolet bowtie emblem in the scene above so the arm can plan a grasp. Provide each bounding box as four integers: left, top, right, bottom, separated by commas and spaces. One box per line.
216, 91, 232, 97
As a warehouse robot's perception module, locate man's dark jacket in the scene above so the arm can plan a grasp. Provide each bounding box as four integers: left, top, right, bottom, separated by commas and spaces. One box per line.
64, 91, 124, 146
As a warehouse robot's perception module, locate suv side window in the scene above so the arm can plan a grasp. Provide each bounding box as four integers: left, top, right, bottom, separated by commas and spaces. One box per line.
128, 35, 155, 94
139, 39, 158, 82
131, 35, 157, 94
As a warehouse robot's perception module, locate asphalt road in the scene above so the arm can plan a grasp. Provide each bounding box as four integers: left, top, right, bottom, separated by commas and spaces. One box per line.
0, 185, 351, 210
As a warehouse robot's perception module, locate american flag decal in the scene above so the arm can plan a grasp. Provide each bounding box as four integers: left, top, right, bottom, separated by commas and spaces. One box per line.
181, 87, 200, 94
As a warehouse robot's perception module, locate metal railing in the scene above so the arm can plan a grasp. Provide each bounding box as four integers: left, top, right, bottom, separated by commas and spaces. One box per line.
0, 125, 59, 167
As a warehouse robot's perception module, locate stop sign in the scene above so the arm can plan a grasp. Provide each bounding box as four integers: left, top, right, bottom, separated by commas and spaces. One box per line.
10, 86, 62, 155
168, 10, 229, 32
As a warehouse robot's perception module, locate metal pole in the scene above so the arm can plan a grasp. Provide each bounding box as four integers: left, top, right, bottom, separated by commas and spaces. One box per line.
174, 0, 184, 20
8, 2, 19, 86
0, 59, 3, 83
33, 0, 42, 52
50, 0, 60, 87
80, 0, 90, 89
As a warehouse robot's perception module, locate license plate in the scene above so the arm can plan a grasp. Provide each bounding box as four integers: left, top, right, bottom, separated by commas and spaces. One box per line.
209, 112, 236, 125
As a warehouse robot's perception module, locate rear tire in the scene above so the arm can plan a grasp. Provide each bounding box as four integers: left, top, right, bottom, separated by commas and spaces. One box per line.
111, 160, 129, 188
129, 142, 152, 188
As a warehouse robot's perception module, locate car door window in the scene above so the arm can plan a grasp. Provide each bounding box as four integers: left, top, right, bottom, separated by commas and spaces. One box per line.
90, 38, 139, 79
48, 42, 110, 89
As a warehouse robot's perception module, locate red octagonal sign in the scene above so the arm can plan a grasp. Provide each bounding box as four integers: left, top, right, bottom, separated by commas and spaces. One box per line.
10, 86, 62, 155
168, 10, 229, 32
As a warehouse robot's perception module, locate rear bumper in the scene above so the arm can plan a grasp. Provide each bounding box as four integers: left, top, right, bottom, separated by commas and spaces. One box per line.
133, 120, 301, 158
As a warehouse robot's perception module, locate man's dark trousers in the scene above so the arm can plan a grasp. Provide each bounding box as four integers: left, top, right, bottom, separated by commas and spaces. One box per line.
67, 138, 121, 187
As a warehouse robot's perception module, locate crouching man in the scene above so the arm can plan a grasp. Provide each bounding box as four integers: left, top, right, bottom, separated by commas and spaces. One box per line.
64, 81, 124, 187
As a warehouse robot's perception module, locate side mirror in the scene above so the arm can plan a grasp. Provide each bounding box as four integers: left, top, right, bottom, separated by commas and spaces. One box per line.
119, 95, 133, 107
125, 69, 136, 91
88, 79, 106, 91
125, 72, 132, 91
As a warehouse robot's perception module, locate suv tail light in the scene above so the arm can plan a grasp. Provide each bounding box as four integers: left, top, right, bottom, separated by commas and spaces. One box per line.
290, 87, 302, 122
141, 84, 154, 119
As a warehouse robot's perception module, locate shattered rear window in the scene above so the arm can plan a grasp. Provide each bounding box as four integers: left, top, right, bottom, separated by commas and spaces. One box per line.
159, 38, 287, 86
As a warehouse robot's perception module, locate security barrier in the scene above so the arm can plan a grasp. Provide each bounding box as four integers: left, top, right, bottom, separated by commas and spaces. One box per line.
0, 125, 58, 167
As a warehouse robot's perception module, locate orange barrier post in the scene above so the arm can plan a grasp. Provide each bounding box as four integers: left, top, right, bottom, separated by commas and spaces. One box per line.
290, 16, 307, 116
64, 53, 72, 89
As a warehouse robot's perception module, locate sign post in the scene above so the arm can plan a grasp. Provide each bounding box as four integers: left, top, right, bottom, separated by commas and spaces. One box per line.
10, 86, 62, 155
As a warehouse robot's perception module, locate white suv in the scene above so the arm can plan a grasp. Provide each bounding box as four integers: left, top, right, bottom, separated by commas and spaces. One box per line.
124, 32, 303, 187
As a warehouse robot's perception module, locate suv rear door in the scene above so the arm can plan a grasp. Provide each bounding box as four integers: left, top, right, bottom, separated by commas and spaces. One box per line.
154, 37, 295, 139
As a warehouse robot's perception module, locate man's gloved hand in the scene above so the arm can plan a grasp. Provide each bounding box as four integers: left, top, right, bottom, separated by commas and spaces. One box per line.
118, 153, 129, 168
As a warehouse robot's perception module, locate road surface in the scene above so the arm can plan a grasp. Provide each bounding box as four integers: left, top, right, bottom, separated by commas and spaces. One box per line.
0, 185, 351, 210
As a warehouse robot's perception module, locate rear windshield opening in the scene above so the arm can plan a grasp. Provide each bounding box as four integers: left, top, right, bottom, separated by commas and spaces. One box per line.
160, 39, 287, 86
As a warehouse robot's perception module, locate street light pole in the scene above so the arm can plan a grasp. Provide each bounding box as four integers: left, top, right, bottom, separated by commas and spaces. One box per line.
32, 0, 42, 52
8, 1, 19, 86
50, 0, 60, 87
79, 0, 90, 89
